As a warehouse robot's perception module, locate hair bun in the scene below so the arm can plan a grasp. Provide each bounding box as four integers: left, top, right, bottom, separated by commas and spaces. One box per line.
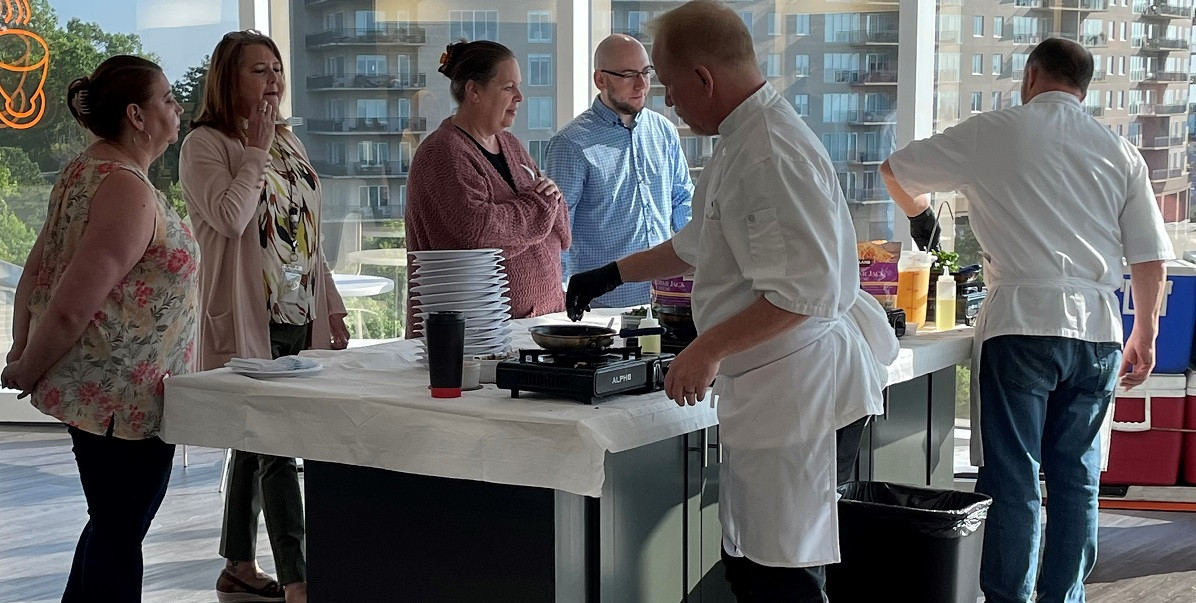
67, 77, 92, 118
437, 44, 455, 77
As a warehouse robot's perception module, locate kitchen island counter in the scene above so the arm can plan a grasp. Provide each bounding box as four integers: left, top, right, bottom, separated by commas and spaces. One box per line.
162, 311, 972, 602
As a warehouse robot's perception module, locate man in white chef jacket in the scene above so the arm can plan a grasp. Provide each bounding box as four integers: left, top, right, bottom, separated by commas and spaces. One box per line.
566, 1, 897, 600
882, 37, 1171, 603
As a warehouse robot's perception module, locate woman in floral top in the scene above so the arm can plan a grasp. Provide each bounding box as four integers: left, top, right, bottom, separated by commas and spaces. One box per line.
1, 56, 196, 602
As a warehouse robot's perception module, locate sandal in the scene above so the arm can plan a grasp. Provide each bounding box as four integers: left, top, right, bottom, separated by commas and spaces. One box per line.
216, 569, 286, 603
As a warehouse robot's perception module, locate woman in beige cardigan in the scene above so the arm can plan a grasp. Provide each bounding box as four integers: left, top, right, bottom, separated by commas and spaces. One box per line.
179, 31, 347, 603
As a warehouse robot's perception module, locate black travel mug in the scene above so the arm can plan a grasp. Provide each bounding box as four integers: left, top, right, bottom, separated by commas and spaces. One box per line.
425, 311, 465, 398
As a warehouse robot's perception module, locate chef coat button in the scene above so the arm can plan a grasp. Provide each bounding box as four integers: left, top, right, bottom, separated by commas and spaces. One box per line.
748, 215, 756, 223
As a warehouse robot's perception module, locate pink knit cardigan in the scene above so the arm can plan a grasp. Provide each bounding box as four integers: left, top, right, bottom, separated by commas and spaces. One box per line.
404, 118, 570, 332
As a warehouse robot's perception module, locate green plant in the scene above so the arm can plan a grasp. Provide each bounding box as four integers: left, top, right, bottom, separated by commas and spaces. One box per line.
931, 249, 961, 276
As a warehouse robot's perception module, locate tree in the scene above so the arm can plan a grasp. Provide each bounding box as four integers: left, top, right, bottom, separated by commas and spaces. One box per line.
0, 0, 154, 170
0, 166, 36, 264
0, 147, 44, 185
149, 59, 208, 188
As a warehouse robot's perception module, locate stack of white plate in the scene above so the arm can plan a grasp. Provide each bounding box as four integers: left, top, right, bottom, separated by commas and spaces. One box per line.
409, 248, 512, 357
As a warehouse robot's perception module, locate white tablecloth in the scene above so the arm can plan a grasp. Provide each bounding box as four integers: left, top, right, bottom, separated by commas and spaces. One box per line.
161, 310, 972, 496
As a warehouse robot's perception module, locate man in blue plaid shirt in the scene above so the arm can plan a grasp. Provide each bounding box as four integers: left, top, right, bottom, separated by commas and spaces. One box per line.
544, 34, 693, 308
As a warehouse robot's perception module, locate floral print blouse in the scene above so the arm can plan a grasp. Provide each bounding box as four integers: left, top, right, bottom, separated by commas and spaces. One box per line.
27, 156, 199, 439
259, 134, 321, 325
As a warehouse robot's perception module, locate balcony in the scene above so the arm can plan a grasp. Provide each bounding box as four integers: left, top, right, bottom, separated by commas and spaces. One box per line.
1138, 135, 1187, 148
1140, 3, 1193, 19
1052, 31, 1109, 48
831, 69, 861, 84
1144, 71, 1190, 82
843, 29, 899, 45
310, 160, 410, 178
849, 110, 897, 125
1137, 103, 1188, 115
305, 24, 427, 47
849, 150, 888, 165
613, 29, 652, 43
1091, 70, 1107, 81
307, 72, 427, 92
1140, 36, 1190, 51
849, 188, 891, 203
1085, 105, 1105, 116
1046, 0, 1111, 9
852, 69, 898, 85
1151, 167, 1186, 180
1012, 33, 1043, 44
306, 117, 428, 134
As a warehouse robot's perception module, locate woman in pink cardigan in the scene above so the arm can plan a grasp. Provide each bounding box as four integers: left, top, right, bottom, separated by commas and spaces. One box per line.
405, 40, 570, 332
179, 31, 346, 603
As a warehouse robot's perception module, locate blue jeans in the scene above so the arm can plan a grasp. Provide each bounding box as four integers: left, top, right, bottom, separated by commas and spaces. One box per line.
975, 335, 1121, 603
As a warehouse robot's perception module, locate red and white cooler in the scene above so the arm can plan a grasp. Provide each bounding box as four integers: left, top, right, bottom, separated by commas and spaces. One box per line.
1102, 373, 1186, 486
1181, 370, 1196, 484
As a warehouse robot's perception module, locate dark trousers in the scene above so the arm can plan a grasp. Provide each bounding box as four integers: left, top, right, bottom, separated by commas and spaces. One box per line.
218, 322, 310, 585
721, 416, 869, 603
62, 426, 175, 603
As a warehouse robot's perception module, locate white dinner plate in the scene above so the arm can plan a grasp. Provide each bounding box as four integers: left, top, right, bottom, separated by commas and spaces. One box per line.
413, 324, 512, 338
409, 273, 506, 287
417, 307, 511, 322
410, 288, 510, 305
415, 301, 510, 314
230, 364, 323, 378
411, 264, 505, 278
411, 256, 502, 270
408, 248, 502, 260
411, 282, 509, 295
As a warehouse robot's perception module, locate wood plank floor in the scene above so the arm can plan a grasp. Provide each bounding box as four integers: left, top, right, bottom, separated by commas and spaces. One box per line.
3, 423, 1196, 602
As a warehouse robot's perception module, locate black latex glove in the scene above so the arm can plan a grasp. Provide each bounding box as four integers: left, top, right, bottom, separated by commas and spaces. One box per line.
565, 262, 623, 321
909, 207, 941, 251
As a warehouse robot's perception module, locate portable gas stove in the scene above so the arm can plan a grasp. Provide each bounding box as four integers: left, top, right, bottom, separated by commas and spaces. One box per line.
495, 345, 674, 405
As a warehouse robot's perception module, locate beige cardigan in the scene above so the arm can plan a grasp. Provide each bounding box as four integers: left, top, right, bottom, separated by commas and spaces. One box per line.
180, 126, 346, 371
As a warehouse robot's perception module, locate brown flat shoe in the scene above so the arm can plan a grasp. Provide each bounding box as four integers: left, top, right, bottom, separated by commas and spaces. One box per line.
216, 569, 286, 603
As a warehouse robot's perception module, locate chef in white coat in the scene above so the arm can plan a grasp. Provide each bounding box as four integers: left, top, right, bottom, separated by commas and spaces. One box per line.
566, 2, 896, 600
882, 37, 1171, 603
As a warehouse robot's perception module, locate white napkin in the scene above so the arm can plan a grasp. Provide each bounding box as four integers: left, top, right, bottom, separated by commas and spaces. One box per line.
225, 355, 321, 372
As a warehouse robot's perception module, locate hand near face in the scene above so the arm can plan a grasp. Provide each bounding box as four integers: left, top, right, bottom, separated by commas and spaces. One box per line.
246, 100, 276, 151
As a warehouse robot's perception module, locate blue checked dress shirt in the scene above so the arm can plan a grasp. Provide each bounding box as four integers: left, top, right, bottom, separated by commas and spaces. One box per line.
544, 96, 693, 308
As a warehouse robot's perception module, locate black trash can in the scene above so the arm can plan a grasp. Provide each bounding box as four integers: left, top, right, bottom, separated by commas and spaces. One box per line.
826, 481, 992, 603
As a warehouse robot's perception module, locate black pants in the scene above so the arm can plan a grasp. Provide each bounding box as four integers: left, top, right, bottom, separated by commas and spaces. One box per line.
721, 416, 869, 603
219, 322, 311, 585
62, 426, 176, 603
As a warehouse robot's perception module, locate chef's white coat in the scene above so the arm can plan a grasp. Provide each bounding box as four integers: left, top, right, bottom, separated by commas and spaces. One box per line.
886, 90, 1174, 465
671, 83, 896, 568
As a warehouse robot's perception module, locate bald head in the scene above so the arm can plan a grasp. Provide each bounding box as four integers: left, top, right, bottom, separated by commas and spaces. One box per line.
648, 0, 757, 72
594, 34, 647, 71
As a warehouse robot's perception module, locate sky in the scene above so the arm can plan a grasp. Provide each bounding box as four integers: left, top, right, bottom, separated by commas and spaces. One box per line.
49, 0, 239, 82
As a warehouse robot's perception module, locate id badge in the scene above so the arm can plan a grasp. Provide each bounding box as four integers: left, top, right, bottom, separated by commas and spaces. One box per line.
282, 263, 304, 292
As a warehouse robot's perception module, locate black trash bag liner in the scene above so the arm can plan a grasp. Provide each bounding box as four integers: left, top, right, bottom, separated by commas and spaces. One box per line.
838, 481, 992, 539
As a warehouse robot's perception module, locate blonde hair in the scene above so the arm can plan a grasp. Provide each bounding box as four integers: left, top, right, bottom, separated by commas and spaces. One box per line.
648, 0, 756, 69
192, 30, 286, 138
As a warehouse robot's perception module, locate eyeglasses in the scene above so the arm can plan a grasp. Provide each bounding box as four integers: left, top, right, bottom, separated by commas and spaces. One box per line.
599, 67, 654, 80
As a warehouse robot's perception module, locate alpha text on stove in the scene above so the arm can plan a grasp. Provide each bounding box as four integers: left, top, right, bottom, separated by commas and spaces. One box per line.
494, 346, 674, 404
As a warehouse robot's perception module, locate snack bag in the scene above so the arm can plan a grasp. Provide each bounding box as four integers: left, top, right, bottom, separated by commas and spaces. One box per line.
858, 240, 902, 309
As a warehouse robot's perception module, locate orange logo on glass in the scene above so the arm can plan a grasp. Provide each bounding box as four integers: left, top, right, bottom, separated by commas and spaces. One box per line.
0, 0, 49, 130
